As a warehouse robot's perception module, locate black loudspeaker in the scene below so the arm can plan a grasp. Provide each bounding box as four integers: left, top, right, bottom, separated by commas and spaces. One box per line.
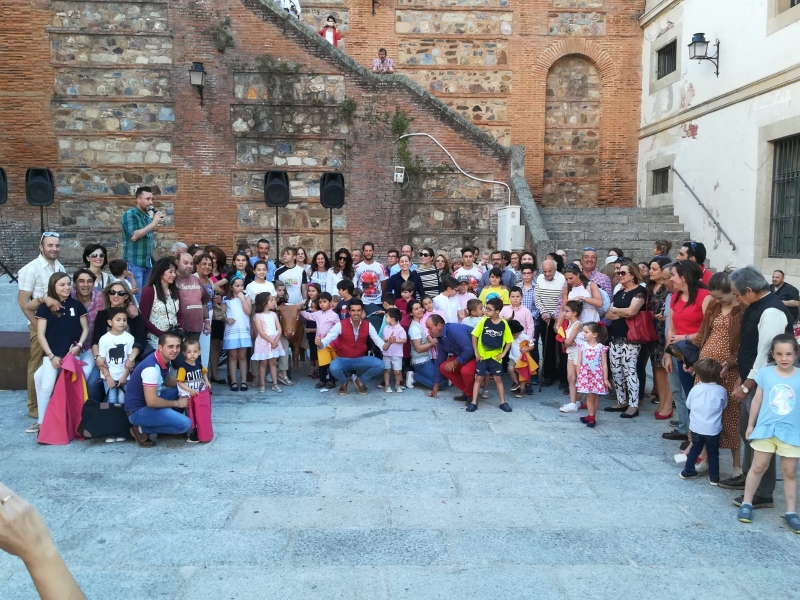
319, 172, 344, 209
0, 168, 6, 205
25, 168, 55, 207
264, 170, 290, 208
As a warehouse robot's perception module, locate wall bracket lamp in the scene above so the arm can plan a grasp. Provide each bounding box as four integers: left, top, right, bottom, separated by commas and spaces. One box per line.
189, 62, 207, 106
688, 33, 720, 77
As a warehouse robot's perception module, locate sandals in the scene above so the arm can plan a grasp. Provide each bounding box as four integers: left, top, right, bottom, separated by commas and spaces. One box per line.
240, 383, 249, 392
272, 385, 283, 393
259, 386, 266, 393
230, 383, 239, 392
278, 375, 294, 386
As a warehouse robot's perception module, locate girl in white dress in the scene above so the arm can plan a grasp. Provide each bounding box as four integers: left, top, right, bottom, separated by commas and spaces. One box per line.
252, 292, 285, 393
559, 264, 603, 326
223, 276, 252, 391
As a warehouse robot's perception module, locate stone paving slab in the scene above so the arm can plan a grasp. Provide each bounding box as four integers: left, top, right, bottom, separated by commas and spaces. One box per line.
2, 372, 800, 599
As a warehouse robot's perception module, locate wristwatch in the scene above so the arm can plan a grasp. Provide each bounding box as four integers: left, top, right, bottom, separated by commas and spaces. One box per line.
740, 384, 750, 394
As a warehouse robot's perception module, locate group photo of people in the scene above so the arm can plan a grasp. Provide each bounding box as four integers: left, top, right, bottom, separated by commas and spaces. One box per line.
12, 186, 800, 532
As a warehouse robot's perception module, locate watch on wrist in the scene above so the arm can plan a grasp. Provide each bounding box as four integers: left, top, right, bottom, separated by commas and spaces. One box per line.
741, 384, 750, 394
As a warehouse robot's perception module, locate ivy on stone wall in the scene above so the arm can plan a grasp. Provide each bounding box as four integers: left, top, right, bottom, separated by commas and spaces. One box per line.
207, 14, 235, 53
339, 98, 357, 124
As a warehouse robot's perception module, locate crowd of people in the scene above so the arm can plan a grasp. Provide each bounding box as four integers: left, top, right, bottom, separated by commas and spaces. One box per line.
13, 186, 800, 530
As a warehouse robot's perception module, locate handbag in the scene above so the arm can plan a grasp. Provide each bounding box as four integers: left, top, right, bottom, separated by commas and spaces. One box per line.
187, 388, 214, 442
626, 293, 658, 344
80, 400, 132, 440
666, 339, 700, 366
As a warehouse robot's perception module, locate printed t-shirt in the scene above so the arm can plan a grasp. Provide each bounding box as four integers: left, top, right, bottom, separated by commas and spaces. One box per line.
471, 316, 512, 361
355, 261, 387, 305
275, 264, 308, 304
35, 297, 87, 358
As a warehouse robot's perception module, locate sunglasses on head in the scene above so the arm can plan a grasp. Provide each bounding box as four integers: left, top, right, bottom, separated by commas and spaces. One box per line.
108, 289, 128, 297
583, 247, 597, 252
40, 231, 59, 241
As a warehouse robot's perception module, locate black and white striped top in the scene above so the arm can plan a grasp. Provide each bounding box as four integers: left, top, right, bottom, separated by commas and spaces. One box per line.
534, 272, 566, 317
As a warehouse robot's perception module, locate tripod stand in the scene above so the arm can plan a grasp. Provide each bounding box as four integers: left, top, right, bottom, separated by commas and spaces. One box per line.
0, 259, 17, 283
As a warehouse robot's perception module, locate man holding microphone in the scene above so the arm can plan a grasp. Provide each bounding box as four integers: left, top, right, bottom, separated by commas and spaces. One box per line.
121, 186, 165, 302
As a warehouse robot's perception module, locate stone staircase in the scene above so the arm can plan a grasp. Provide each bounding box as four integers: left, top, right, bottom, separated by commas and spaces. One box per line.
537, 206, 691, 263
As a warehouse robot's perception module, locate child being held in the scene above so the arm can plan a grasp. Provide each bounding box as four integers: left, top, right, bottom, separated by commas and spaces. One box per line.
507, 319, 532, 398
379, 308, 407, 393
680, 357, 727, 485
108, 258, 139, 306
175, 338, 211, 397
461, 298, 484, 329
97, 307, 135, 408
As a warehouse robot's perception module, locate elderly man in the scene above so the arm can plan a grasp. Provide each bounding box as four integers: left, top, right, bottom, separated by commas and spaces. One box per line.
169, 242, 187, 257
534, 259, 566, 387
476, 250, 516, 294
317, 299, 385, 395
125, 331, 193, 448
426, 315, 477, 402
16, 232, 66, 420
718, 266, 794, 507
175, 253, 210, 341
249, 238, 277, 282
770, 270, 799, 324
121, 186, 165, 302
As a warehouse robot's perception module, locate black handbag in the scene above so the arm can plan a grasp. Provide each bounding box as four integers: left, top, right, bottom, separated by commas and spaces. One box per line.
665, 339, 700, 366
79, 400, 132, 440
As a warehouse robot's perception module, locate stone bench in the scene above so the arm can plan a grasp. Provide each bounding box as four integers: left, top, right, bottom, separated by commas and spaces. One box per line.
0, 332, 30, 390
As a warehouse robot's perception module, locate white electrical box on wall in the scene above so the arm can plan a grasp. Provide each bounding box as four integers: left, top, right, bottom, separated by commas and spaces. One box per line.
496, 206, 525, 251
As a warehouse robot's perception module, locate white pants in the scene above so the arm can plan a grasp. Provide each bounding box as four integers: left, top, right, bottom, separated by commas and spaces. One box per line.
34, 358, 60, 425
199, 331, 211, 371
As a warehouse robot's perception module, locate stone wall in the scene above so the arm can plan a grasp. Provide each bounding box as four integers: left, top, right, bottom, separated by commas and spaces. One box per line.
0, 0, 513, 269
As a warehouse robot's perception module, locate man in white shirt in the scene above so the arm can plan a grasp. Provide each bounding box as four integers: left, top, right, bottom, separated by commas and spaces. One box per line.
453, 247, 483, 294
533, 259, 566, 387
17, 232, 66, 420
275, 247, 308, 304
432, 277, 460, 323
354, 242, 387, 314
390, 244, 417, 276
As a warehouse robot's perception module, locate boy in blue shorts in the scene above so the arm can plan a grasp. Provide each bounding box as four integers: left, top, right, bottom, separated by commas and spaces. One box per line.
469, 297, 513, 413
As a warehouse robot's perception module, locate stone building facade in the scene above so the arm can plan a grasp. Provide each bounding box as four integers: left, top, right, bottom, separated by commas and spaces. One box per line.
0, 0, 514, 268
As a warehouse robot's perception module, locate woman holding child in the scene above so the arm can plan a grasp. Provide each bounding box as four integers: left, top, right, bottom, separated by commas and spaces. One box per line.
406, 299, 437, 390
92, 282, 147, 368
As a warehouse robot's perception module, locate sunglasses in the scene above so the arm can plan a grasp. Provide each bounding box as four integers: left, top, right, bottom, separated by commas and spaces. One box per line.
337, 256, 347, 260
108, 290, 128, 297
419, 252, 431, 257
583, 247, 597, 252
41, 231, 59, 241
619, 270, 631, 276
89, 252, 105, 259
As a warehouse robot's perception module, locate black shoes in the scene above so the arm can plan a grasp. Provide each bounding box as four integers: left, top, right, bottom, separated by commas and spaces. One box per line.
662, 429, 688, 441
466, 403, 478, 412
718, 474, 746, 490
620, 409, 640, 418
604, 405, 628, 412
498, 403, 512, 412
453, 393, 470, 402
541, 379, 554, 387
733, 495, 774, 509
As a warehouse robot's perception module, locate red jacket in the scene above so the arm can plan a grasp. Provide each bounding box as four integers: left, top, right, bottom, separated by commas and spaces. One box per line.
38, 354, 87, 445
318, 26, 342, 47
330, 319, 369, 358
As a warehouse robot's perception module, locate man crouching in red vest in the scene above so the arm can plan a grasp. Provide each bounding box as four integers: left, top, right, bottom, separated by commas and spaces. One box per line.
316, 299, 386, 395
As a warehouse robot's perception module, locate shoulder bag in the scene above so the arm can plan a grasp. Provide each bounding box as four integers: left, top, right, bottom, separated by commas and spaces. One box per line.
626, 291, 658, 344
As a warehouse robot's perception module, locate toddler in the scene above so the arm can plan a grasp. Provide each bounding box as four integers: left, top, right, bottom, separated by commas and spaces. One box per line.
575, 322, 610, 428
680, 358, 727, 484
507, 319, 532, 398
379, 308, 407, 393
108, 258, 139, 305
97, 307, 134, 408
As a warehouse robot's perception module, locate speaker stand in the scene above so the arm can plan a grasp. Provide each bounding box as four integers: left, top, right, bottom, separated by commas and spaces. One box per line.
329, 208, 334, 257
40, 206, 45, 235
274, 206, 279, 263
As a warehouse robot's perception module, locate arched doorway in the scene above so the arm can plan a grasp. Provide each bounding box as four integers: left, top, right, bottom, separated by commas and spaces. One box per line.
542, 55, 601, 206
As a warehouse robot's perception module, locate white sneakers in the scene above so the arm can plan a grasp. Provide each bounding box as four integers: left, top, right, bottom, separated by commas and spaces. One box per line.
406, 372, 415, 389
559, 402, 580, 413
25, 423, 40, 433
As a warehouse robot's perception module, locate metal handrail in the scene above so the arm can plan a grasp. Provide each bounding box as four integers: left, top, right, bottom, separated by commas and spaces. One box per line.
670, 166, 736, 250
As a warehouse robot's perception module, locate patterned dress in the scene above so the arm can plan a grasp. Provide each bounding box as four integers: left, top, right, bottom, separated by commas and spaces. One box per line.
695, 311, 740, 450
648, 284, 668, 369
576, 343, 609, 395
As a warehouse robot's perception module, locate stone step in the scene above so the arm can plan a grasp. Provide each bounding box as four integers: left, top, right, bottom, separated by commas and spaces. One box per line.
538, 206, 678, 216
547, 223, 687, 236
540, 214, 682, 226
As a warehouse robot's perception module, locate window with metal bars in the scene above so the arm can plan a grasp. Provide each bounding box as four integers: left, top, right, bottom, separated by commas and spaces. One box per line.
656, 41, 677, 80
652, 168, 670, 195
769, 135, 800, 258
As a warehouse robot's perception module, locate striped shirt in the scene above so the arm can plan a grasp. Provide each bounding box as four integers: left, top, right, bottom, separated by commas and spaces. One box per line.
72, 289, 104, 351
417, 266, 441, 298
534, 272, 565, 317
17, 255, 66, 300
121, 207, 155, 268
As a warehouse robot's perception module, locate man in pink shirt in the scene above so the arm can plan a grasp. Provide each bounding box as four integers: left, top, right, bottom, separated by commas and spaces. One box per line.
300, 291, 340, 390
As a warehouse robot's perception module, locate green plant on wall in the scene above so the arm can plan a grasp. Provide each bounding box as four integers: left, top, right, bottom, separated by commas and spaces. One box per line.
340, 98, 357, 124
256, 53, 301, 73
392, 107, 424, 180
207, 14, 235, 53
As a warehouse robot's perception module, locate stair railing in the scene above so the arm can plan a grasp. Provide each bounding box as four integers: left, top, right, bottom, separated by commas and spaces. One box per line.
671, 166, 736, 250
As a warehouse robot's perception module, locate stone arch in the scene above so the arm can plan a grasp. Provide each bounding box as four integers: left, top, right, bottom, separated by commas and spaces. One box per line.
542, 55, 602, 207
533, 38, 618, 83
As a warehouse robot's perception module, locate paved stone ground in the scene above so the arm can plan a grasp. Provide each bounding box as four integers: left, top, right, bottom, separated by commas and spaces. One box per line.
2, 374, 800, 599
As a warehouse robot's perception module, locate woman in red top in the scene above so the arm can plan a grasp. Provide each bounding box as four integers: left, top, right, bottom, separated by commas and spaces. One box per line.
318, 15, 342, 47
663, 260, 711, 395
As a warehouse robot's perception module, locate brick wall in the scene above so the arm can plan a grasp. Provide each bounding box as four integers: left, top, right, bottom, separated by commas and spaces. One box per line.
0, 0, 511, 269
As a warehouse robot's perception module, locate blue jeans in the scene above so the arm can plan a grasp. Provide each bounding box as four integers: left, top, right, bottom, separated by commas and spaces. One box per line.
127, 387, 190, 435
683, 431, 721, 482
669, 356, 689, 435
329, 356, 384, 383
412, 360, 436, 389
103, 381, 126, 405
127, 262, 151, 303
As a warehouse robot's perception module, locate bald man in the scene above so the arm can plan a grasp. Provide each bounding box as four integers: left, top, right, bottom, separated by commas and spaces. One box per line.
533, 259, 566, 386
